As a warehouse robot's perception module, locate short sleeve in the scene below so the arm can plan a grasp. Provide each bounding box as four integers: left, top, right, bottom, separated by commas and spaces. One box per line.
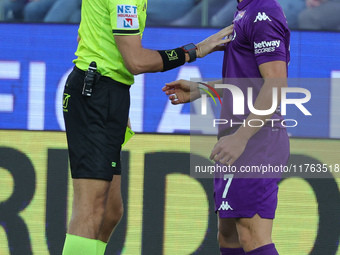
108, 0, 141, 35
247, 8, 288, 66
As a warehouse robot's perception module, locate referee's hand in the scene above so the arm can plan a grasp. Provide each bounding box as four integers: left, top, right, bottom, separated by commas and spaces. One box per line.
196, 24, 234, 59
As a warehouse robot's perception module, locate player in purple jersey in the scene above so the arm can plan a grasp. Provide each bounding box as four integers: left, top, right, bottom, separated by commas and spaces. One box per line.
163, 0, 290, 254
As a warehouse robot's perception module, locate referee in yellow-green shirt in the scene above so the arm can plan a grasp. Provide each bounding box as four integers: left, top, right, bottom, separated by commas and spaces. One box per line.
62, 0, 233, 254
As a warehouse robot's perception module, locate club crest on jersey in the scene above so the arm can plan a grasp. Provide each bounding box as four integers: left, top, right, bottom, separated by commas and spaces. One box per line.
117, 5, 139, 29
254, 12, 272, 23
233, 10, 246, 22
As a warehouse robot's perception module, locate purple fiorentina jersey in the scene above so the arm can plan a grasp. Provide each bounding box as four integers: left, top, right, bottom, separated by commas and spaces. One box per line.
219, 0, 290, 136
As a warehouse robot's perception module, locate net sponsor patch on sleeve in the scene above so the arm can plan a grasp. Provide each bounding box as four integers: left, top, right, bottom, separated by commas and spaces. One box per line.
116, 5, 139, 29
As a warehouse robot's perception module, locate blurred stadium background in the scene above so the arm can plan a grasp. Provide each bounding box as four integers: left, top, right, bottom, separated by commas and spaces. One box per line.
1, 0, 340, 254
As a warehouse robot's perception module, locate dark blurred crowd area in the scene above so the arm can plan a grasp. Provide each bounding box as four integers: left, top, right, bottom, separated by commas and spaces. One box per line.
0, 0, 81, 23
0, 0, 339, 31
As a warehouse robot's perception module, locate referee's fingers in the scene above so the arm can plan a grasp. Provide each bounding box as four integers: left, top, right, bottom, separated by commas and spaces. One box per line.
221, 38, 232, 43
215, 39, 231, 50
220, 24, 234, 33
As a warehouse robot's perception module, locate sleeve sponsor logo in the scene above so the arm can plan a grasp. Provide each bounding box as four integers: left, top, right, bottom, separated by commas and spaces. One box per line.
117, 5, 139, 29
254, 40, 281, 54
254, 12, 272, 23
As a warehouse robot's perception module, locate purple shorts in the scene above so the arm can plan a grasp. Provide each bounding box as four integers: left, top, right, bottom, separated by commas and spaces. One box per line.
214, 127, 290, 219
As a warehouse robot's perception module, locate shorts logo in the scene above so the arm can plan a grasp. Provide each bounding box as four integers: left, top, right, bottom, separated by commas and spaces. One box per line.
218, 201, 233, 211
117, 5, 139, 29
63, 93, 71, 112
166, 50, 178, 61
254, 12, 272, 23
112, 162, 117, 168
254, 40, 281, 55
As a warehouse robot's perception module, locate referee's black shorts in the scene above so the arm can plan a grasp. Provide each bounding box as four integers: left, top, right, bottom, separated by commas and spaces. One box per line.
63, 66, 130, 181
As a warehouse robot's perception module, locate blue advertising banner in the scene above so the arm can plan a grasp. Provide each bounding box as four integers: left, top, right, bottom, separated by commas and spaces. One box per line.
0, 24, 340, 137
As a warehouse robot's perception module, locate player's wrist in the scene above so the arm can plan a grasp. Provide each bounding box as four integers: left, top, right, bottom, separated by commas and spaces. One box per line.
234, 126, 254, 142
191, 84, 201, 101
197, 82, 207, 98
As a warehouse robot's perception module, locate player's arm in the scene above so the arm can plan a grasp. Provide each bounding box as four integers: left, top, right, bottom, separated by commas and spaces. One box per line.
114, 25, 233, 75
210, 7, 289, 165
162, 79, 224, 105
210, 61, 287, 165
234, 60, 287, 139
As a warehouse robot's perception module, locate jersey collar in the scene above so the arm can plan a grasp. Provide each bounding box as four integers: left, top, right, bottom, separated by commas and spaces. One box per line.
237, 0, 254, 10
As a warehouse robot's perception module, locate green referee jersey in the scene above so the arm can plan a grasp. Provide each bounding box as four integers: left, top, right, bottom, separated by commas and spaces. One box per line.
74, 0, 148, 85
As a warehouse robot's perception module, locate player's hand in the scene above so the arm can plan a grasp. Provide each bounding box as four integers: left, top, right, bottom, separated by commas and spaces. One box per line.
127, 118, 131, 129
210, 132, 248, 166
162, 79, 200, 105
196, 24, 234, 58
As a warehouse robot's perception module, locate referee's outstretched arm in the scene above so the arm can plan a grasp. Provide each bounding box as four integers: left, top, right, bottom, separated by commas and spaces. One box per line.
114, 24, 234, 75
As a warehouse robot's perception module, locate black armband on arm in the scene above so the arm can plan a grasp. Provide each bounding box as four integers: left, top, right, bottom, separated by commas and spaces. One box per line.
157, 48, 186, 72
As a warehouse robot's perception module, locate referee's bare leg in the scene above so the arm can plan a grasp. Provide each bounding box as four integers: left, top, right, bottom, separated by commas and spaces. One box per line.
68, 179, 110, 238
63, 176, 123, 255
98, 175, 124, 242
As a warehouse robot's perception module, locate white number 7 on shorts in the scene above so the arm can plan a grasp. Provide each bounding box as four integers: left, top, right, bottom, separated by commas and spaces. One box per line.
222, 174, 234, 199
